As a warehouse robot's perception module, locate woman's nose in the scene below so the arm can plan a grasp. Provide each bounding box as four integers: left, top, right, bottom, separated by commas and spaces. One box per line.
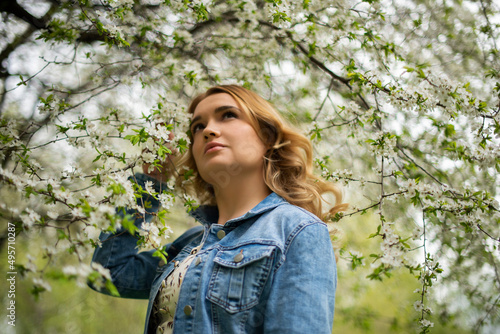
202, 122, 220, 139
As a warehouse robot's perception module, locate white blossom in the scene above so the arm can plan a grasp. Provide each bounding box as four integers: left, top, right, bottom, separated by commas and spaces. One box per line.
83, 225, 101, 241
412, 225, 424, 240
25, 255, 37, 272
379, 223, 405, 267
414, 300, 424, 312
139, 222, 170, 249
142, 151, 156, 164
420, 319, 434, 328
33, 278, 52, 292
158, 193, 174, 210
144, 180, 155, 194
62, 263, 109, 287
91, 262, 112, 280
47, 209, 58, 220
21, 208, 40, 229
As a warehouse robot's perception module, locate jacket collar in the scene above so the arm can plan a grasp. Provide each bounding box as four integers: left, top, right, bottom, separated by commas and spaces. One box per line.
188, 192, 287, 228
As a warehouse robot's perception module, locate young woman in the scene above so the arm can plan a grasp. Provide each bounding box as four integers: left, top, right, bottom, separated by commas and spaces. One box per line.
90, 85, 346, 334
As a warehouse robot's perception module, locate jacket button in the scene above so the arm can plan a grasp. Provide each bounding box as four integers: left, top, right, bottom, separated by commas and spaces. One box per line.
234, 251, 244, 263
184, 305, 193, 316
158, 259, 165, 266
217, 230, 226, 240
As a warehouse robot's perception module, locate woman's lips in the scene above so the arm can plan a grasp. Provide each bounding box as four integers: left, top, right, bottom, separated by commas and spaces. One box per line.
204, 142, 225, 154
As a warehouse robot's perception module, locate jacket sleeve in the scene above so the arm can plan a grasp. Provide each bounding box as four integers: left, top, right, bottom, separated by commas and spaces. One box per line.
264, 222, 337, 333
88, 173, 203, 299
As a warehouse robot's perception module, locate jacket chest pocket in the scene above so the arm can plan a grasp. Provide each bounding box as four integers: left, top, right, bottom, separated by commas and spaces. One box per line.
207, 245, 275, 314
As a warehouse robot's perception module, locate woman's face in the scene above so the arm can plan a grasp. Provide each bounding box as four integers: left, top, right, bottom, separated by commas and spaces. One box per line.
190, 93, 267, 187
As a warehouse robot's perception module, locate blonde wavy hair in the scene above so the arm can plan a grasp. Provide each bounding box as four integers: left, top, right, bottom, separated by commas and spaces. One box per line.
176, 85, 347, 223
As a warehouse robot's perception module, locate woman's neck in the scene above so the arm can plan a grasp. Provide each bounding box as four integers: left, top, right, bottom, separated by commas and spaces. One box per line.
212, 173, 271, 225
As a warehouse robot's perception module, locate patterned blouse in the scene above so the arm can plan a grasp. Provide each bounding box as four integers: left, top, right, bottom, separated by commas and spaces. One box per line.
152, 244, 203, 334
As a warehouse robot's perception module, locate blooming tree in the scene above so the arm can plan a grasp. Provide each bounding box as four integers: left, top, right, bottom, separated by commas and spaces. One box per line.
0, 0, 499, 332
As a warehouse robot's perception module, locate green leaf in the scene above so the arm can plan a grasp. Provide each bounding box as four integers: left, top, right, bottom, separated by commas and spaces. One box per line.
121, 214, 138, 235
105, 279, 120, 297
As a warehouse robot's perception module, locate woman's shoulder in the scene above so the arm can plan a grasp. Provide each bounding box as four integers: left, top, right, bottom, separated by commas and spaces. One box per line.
250, 202, 332, 258
271, 200, 324, 224
249, 192, 323, 228
254, 200, 328, 239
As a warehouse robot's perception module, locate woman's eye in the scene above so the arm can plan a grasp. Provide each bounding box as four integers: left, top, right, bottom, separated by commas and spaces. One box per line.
222, 111, 237, 119
191, 123, 204, 134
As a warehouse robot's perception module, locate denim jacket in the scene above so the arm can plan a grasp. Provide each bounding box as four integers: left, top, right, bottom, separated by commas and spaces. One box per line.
90, 173, 337, 333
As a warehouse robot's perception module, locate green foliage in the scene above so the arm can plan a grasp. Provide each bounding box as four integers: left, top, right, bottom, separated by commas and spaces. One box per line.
124, 128, 149, 146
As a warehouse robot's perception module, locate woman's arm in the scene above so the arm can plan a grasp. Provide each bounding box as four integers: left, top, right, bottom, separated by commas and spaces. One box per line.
88, 173, 167, 299
88, 173, 203, 299
264, 222, 337, 333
